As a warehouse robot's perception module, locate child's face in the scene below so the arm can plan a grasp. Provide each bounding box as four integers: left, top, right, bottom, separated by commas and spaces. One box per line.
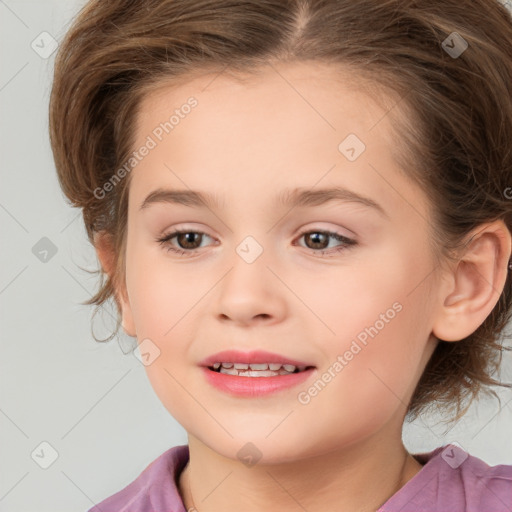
121, 62, 440, 462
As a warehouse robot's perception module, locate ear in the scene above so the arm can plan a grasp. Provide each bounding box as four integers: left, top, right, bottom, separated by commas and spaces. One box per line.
431, 219, 511, 342
93, 231, 136, 337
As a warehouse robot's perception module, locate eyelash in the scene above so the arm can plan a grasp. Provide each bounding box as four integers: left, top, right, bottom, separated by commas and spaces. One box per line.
156, 229, 357, 258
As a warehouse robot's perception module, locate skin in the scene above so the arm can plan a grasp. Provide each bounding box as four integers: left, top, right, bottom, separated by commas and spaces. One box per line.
95, 61, 511, 512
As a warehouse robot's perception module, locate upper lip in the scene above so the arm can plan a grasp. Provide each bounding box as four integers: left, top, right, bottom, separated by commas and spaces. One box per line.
199, 350, 315, 368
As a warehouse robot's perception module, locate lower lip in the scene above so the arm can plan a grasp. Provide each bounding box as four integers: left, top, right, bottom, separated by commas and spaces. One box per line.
201, 366, 316, 397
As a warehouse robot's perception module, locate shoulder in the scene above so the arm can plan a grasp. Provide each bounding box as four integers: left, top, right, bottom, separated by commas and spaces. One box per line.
453, 445, 512, 510
379, 444, 512, 512
86, 444, 189, 512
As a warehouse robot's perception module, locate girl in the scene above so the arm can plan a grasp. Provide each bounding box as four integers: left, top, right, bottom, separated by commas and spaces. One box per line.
49, 1, 512, 510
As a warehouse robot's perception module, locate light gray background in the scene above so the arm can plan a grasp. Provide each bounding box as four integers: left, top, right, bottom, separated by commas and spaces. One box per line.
1, 1, 511, 511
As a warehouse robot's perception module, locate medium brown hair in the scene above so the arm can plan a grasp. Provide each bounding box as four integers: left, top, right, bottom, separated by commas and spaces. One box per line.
49, 0, 512, 423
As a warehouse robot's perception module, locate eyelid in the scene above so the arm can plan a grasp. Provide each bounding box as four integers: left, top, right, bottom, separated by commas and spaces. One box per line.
293, 227, 357, 251
156, 223, 355, 243
156, 224, 358, 258
294, 222, 356, 239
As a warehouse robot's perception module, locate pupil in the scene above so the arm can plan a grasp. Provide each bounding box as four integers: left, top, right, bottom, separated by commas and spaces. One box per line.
178, 232, 200, 249
307, 232, 327, 249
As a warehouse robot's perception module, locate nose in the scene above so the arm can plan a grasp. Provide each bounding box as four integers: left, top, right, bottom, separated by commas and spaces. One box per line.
215, 249, 287, 326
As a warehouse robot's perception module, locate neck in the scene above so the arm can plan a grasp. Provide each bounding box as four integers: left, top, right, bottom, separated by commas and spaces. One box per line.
178, 427, 423, 512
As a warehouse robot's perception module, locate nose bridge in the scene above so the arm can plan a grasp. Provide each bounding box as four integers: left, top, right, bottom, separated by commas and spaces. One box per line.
224, 232, 271, 292
215, 232, 287, 324
235, 234, 266, 266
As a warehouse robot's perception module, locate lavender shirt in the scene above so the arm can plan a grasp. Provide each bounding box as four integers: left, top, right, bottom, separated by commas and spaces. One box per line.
87, 443, 512, 511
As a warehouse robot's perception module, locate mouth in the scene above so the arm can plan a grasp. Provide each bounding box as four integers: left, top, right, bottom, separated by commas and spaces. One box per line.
199, 350, 317, 395
207, 362, 315, 377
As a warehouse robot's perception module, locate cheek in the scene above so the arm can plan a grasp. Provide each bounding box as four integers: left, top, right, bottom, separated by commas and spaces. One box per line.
289, 310, 427, 455
294, 241, 427, 347
125, 243, 214, 392
297, 248, 432, 422
126, 243, 212, 336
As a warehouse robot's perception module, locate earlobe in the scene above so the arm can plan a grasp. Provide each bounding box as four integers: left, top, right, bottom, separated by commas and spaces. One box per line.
431, 220, 511, 342
93, 231, 137, 338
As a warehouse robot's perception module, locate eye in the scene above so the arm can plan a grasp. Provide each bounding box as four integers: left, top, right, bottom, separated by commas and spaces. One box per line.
293, 229, 357, 256
156, 229, 215, 256
156, 228, 357, 257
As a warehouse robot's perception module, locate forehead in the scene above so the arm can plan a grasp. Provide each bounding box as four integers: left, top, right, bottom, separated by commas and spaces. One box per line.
129, 61, 425, 219
135, 61, 397, 145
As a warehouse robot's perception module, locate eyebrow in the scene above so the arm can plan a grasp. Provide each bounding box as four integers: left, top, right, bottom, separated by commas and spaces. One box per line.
139, 186, 388, 218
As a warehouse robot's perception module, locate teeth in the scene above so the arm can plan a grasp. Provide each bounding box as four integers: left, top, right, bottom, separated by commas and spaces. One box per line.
249, 363, 269, 370
220, 367, 239, 376
214, 362, 310, 377
217, 362, 301, 370
240, 370, 278, 377
220, 367, 281, 377
212, 361, 310, 376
